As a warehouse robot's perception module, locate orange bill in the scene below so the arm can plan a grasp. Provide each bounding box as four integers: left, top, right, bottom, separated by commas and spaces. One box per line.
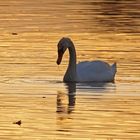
56, 51, 63, 65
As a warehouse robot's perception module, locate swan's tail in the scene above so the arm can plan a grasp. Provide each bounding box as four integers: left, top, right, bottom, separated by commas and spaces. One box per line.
112, 62, 117, 76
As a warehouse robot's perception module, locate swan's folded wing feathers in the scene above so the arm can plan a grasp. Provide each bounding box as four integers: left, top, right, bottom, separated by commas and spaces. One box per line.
77, 60, 115, 82
77, 60, 111, 73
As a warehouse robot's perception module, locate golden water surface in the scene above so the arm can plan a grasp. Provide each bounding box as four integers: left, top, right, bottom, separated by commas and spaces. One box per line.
0, 0, 140, 139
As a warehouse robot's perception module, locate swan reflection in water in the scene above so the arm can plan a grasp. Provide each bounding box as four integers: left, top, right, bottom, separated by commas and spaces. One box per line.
56, 81, 115, 116
56, 82, 76, 114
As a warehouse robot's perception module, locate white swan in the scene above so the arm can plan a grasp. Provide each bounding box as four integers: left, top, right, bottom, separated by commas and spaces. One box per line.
56, 37, 117, 82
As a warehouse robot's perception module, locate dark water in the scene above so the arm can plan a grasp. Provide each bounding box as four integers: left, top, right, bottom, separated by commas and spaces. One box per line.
0, 0, 139, 139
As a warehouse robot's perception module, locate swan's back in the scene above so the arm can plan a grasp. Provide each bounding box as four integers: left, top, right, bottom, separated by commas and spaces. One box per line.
77, 60, 116, 82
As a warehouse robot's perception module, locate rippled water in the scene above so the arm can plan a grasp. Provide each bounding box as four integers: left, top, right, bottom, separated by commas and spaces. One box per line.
0, 0, 140, 139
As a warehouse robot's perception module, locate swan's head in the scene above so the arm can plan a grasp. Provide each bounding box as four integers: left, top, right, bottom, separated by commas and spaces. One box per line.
56, 37, 73, 65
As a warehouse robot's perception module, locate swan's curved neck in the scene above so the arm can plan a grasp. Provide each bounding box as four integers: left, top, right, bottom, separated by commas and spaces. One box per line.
63, 44, 77, 82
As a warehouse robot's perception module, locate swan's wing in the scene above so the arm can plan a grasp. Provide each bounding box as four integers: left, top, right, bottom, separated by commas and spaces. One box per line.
77, 60, 111, 73
76, 60, 114, 82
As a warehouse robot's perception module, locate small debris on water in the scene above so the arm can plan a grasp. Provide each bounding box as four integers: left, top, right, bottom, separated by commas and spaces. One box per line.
13, 120, 22, 126
42, 96, 46, 98
12, 32, 18, 35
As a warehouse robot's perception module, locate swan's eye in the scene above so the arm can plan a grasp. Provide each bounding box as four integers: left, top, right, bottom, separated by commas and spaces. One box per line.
58, 48, 64, 54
